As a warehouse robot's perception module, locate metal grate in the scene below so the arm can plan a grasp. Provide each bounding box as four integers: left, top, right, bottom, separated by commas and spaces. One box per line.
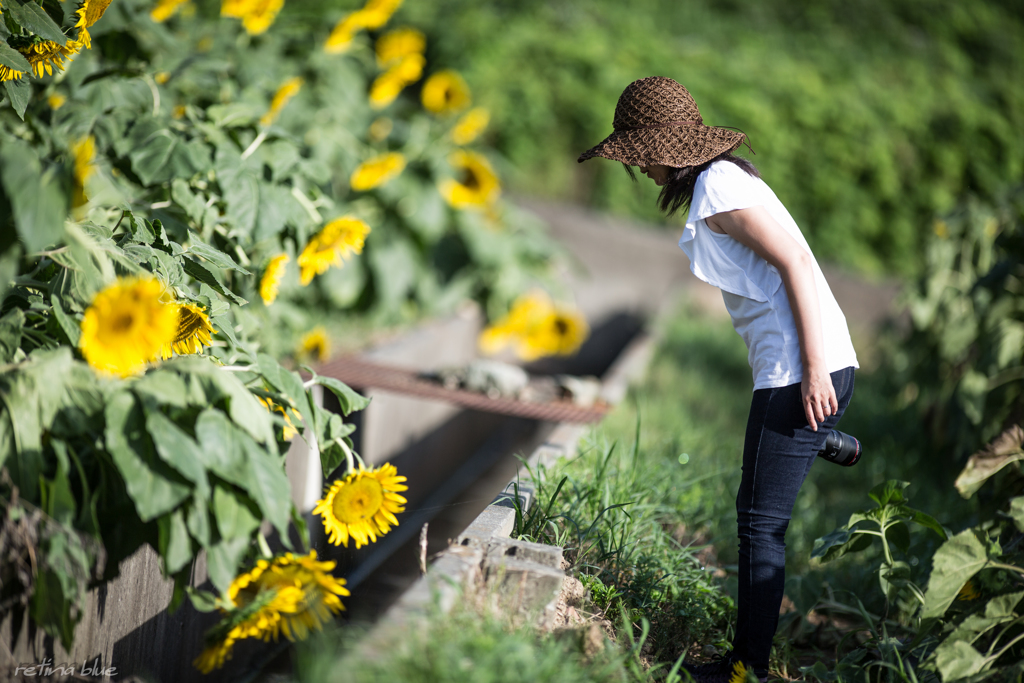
315, 356, 609, 424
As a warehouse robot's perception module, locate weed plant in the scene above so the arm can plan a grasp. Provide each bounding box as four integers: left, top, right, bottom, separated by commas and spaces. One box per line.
291, 604, 634, 683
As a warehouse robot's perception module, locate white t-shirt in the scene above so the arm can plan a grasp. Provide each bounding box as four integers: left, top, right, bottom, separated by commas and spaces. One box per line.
679, 160, 859, 390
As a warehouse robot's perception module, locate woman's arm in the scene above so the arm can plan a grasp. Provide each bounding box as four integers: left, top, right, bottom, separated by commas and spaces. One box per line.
706, 206, 838, 431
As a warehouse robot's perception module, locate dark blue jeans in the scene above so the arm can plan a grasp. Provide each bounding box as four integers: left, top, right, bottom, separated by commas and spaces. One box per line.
731, 366, 856, 674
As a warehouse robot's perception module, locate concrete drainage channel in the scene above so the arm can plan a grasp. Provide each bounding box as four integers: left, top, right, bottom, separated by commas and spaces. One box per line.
352, 329, 657, 663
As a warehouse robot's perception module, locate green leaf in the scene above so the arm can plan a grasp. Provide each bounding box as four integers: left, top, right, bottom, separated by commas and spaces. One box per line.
905, 506, 950, 540
216, 158, 259, 235
0, 139, 69, 252
933, 640, 986, 680
984, 590, 1024, 619
239, 433, 293, 541
186, 230, 249, 274
1010, 497, 1024, 533
170, 179, 206, 224
144, 411, 210, 499
885, 521, 911, 554
193, 408, 250, 488
186, 494, 211, 547
2, 78, 30, 119
212, 485, 261, 540
29, 569, 77, 651
921, 528, 990, 619
132, 370, 190, 410
104, 391, 191, 522
182, 258, 246, 306
42, 441, 76, 526
811, 525, 874, 563
157, 509, 192, 575
4, 0, 66, 45
129, 129, 178, 185
206, 536, 250, 594
50, 295, 80, 346
185, 586, 220, 613
879, 560, 912, 601
955, 425, 1024, 498
0, 40, 31, 72
0, 307, 24, 363
868, 480, 910, 508
308, 374, 370, 415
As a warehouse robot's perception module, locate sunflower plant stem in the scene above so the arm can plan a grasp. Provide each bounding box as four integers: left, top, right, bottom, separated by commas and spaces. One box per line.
240, 129, 268, 161
257, 533, 272, 559
339, 437, 355, 474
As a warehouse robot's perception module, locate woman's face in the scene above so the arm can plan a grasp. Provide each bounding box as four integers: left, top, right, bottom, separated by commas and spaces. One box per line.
638, 164, 673, 186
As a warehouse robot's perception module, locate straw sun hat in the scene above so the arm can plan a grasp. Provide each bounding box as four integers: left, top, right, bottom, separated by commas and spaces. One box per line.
578, 76, 748, 169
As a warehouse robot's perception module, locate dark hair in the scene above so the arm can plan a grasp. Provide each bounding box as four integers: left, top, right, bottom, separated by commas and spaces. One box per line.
623, 152, 759, 217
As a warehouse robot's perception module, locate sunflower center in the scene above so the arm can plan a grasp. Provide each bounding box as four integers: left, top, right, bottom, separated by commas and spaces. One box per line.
553, 318, 569, 336
112, 312, 135, 332
332, 478, 384, 523
462, 169, 481, 191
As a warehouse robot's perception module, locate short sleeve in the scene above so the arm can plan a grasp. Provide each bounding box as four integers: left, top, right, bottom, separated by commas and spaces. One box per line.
682, 162, 764, 242
678, 162, 773, 302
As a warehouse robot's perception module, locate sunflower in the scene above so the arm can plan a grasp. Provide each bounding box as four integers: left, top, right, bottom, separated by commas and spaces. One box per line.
79, 277, 178, 377
220, 0, 283, 35
439, 150, 500, 209
478, 290, 554, 356
357, 0, 403, 29
421, 70, 471, 115
957, 580, 981, 601
313, 464, 408, 548
73, 0, 114, 48
194, 623, 245, 674
71, 136, 96, 207
0, 64, 24, 82
193, 551, 349, 673
479, 291, 589, 361
350, 152, 406, 192
257, 396, 299, 440
323, 11, 367, 54
259, 253, 289, 306
518, 307, 589, 361
375, 27, 425, 67
48, 93, 67, 109
368, 53, 424, 109
450, 107, 490, 146
298, 327, 330, 362
150, 0, 189, 22
728, 661, 751, 683
21, 39, 82, 78
260, 76, 303, 126
161, 302, 215, 358
297, 217, 370, 286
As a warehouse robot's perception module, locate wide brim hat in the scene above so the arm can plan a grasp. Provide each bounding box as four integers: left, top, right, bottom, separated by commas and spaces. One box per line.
578, 76, 747, 168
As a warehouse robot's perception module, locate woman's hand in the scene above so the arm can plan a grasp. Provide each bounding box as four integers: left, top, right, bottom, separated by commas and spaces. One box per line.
802, 368, 838, 432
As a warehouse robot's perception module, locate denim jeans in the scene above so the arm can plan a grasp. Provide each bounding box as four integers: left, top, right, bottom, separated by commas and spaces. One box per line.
731, 366, 856, 674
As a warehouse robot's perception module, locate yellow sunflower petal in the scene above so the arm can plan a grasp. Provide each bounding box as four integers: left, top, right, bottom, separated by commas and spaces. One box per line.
350, 152, 406, 191
260, 253, 290, 306
297, 217, 370, 286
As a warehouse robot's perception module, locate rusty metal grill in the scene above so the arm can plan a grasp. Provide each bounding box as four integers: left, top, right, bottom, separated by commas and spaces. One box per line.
315, 356, 609, 424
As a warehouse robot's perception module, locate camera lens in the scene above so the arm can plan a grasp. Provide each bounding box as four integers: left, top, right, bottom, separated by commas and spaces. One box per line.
817, 430, 861, 467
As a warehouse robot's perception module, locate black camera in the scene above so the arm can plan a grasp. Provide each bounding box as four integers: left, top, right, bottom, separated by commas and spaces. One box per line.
817, 430, 861, 467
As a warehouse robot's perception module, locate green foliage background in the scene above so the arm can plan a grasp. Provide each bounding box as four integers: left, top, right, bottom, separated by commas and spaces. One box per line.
399, 0, 1024, 275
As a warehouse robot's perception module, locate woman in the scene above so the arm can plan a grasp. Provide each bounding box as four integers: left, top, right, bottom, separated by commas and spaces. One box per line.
578, 76, 858, 682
